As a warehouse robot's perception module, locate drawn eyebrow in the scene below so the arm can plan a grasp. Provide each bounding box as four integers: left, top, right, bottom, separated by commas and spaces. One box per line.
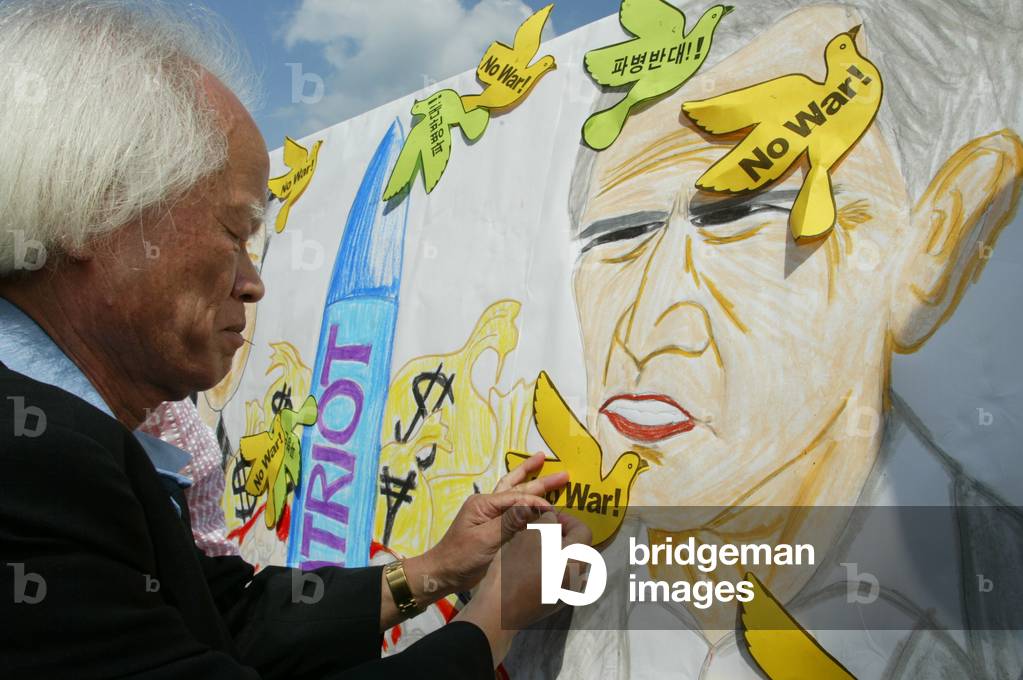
576, 186, 845, 251
577, 210, 670, 242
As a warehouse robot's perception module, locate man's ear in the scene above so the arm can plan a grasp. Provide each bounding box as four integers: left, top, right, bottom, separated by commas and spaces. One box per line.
890, 130, 1023, 352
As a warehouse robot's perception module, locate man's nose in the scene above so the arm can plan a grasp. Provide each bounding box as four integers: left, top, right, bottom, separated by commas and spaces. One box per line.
234, 251, 265, 303
617, 218, 714, 367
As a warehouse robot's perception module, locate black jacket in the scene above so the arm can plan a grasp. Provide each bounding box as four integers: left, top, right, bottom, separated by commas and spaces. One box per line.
0, 362, 492, 678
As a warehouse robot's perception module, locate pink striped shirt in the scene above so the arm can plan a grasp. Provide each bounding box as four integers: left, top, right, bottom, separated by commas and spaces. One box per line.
138, 399, 238, 557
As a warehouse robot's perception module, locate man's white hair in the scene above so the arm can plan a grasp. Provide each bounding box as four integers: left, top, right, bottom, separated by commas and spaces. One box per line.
0, 0, 258, 275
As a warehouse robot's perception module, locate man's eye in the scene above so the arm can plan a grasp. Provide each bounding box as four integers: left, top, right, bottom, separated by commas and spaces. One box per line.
581, 222, 662, 254
220, 221, 245, 249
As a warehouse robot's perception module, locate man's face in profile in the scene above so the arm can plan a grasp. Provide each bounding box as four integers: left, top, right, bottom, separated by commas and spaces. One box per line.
572, 10, 911, 513
204, 215, 270, 412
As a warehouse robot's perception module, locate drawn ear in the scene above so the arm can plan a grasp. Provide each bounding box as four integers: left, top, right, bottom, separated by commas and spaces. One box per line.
890, 130, 1023, 352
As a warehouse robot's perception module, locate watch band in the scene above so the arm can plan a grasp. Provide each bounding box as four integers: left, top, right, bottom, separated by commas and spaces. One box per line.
384, 560, 422, 617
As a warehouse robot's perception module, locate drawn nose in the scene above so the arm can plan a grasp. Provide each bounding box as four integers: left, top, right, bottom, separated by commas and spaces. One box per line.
617, 226, 714, 368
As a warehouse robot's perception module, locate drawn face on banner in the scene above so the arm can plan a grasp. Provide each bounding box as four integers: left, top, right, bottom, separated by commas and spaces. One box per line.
571, 7, 1022, 515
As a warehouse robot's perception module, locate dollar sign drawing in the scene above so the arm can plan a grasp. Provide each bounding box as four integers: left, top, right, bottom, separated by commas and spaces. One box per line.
393, 363, 455, 443
271, 384, 293, 414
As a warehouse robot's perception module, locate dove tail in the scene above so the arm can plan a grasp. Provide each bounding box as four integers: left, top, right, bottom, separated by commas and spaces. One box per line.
582, 96, 634, 151
790, 162, 836, 239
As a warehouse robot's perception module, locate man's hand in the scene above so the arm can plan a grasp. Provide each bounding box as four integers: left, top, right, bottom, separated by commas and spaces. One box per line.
455, 510, 593, 666
422, 451, 568, 595
379, 452, 567, 630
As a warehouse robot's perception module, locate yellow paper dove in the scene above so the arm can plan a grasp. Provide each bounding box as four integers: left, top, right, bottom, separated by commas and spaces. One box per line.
741, 572, 856, 680
461, 4, 556, 113
682, 27, 883, 240
382, 89, 490, 201
266, 137, 323, 233
239, 395, 317, 529
582, 1, 733, 150
506, 371, 648, 545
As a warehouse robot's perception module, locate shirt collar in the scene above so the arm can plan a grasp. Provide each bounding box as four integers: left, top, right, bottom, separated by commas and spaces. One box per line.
0, 297, 192, 485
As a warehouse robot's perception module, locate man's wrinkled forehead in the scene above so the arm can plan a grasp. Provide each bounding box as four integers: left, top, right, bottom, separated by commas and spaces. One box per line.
576, 5, 866, 232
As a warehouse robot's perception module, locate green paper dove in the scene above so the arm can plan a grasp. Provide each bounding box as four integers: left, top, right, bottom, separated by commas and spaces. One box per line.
383, 89, 490, 201
583, 1, 733, 150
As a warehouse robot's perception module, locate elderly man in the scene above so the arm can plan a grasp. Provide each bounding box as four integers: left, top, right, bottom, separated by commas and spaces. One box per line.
0, 2, 584, 677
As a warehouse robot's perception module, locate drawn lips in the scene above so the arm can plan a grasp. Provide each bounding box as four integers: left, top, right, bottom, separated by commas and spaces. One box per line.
599, 394, 695, 442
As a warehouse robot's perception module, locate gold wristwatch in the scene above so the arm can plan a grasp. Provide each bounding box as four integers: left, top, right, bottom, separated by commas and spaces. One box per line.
384, 560, 423, 617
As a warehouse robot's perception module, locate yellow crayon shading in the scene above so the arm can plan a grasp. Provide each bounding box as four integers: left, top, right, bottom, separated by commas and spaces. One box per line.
267, 137, 323, 233
682, 27, 883, 240
506, 371, 648, 546
461, 4, 556, 113
741, 572, 856, 679
375, 300, 527, 553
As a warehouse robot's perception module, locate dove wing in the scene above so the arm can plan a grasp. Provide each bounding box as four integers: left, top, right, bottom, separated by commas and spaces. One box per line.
533, 371, 601, 470
694, 126, 798, 193
281, 136, 306, 168
458, 105, 490, 142
420, 129, 451, 195
683, 74, 817, 134
620, 0, 685, 38
741, 574, 855, 680
512, 4, 552, 59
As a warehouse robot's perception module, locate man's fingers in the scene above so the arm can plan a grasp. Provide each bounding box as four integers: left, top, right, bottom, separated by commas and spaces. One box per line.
485, 491, 552, 518
557, 511, 593, 546
515, 471, 569, 498
499, 500, 559, 543
494, 451, 546, 492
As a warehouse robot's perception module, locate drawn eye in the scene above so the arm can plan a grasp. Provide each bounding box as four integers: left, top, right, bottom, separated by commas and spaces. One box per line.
691, 202, 787, 227
689, 200, 790, 244
628, 463, 634, 469
581, 221, 663, 255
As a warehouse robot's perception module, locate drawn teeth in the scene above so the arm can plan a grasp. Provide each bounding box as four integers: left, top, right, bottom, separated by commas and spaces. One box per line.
604, 400, 689, 426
